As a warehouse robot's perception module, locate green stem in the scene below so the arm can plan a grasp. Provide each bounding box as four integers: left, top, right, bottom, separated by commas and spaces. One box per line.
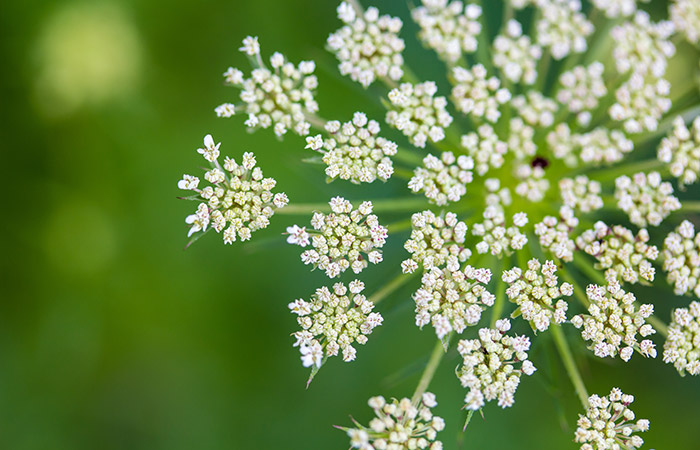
490, 259, 507, 327
369, 271, 417, 305
681, 201, 700, 212
551, 324, 589, 408
277, 197, 430, 215
585, 159, 664, 182
411, 338, 447, 404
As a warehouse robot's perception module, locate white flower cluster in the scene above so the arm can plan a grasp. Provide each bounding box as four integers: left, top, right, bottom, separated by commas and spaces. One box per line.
559, 176, 603, 214
287, 197, 388, 278
575, 388, 650, 450
451, 64, 510, 123
575, 223, 658, 284
663, 301, 700, 376
493, 19, 542, 85
402, 211, 470, 274
535, 0, 593, 60
460, 124, 508, 175
305, 112, 397, 184
662, 220, 700, 297
217, 37, 318, 137
472, 207, 529, 257
547, 123, 578, 166
414, 257, 495, 339
178, 135, 288, 243
578, 128, 634, 165
592, 0, 638, 18
610, 11, 675, 78
328, 2, 405, 88
671, 0, 700, 44
412, 0, 482, 63
557, 62, 607, 126
290, 281, 383, 368
511, 91, 557, 128
457, 319, 536, 410
658, 115, 700, 186
514, 164, 550, 202
507, 118, 537, 160
408, 152, 474, 205
346, 393, 444, 450
535, 206, 579, 262
571, 272, 656, 361
615, 171, 681, 227
610, 72, 671, 133
502, 259, 573, 332
386, 82, 454, 148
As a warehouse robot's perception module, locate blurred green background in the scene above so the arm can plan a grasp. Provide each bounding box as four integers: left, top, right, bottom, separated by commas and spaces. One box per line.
2, 0, 699, 449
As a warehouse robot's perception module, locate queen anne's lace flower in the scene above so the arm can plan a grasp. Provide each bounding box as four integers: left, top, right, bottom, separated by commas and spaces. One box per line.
290, 280, 383, 368
386, 81, 454, 148
615, 171, 681, 227
610, 11, 675, 77
571, 271, 656, 361
658, 115, 700, 186
460, 124, 508, 176
457, 319, 536, 410
218, 38, 318, 136
575, 222, 658, 284
662, 220, 700, 297
414, 257, 495, 339
547, 123, 579, 166
610, 72, 671, 133
287, 197, 387, 278
671, 0, 700, 44
575, 388, 650, 450
514, 164, 550, 202
535, 206, 579, 262
412, 0, 482, 63
557, 62, 607, 126
178, 135, 288, 243
328, 2, 405, 87
559, 176, 604, 213
578, 127, 634, 165
305, 112, 397, 184
402, 211, 470, 274
535, 0, 593, 60
502, 259, 573, 332
592, 0, 639, 18
492, 19, 542, 85
511, 91, 557, 128
345, 393, 445, 450
506, 118, 537, 160
451, 64, 510, 123
408, 152, 474, 205
663, 301, 700, 376
472, 207, 528, 257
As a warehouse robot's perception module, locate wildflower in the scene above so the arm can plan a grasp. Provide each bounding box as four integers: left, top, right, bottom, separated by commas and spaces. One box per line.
457, 319, 537, 410
615, 171, 680, 227
287, 197, 387, 278
571, 271, 656, 361
657, 115, 700, 186
412, 0, 482, 63
592, 0, 638, 18
328, 2, 405, 87
663, 301, 700, 376
492, 19, 542, 85
511, 91, 557, 128
408, 151, 474, 205
514, 164, 550, 202
402, 210, 470, 273
662, 220, 700, 297
610, 11, 675, 77
386, 81, 453, 148
559, 176, 604, 213
305, 112, 397, 184
609, 71, 671, 133
575, 223, 658, 284
502, 259, 573, 332
547, 123, 579, 167
472, 206, 528, 257
414, 256, 495, 339
506, 118, 537, 160
535, 206, 579, 262
290, 280, 383, 368
535, 0, 593, 60
557, 62, 607, 126
178, 134, 288, 243
460, 124, 508, 176
575, 388, 650, 450
451, 64, 510, 123
670, 0, 700, 44
577, 127, 634, 165
344, 393, 445, 450
218, 38, 318, 136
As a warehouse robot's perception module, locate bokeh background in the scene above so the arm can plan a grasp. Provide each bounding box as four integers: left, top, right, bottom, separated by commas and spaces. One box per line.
2, 0, 699, 448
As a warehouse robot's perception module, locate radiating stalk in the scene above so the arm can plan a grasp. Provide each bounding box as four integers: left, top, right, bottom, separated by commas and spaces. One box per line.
369, 271, 416, 305
551, 324, 589, 408
411, 338, 447, 405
